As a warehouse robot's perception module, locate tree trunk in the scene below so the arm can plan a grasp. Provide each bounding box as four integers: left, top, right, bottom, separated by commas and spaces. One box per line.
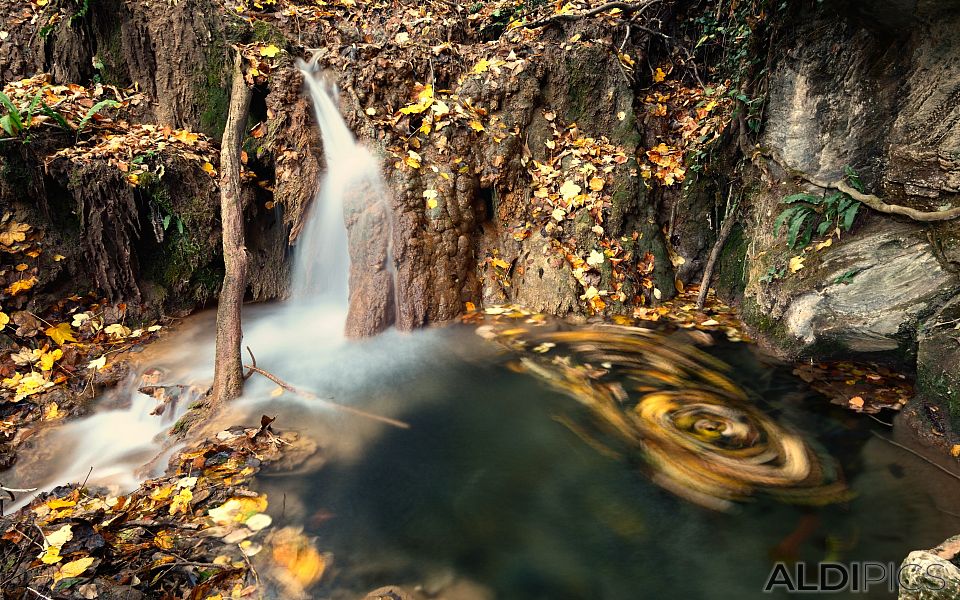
211, 53, 252, 404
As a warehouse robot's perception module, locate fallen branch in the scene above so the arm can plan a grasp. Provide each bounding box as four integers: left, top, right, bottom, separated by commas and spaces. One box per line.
522, 0, 658, 29
243, 364, 410, 430
834, 180, 960, 222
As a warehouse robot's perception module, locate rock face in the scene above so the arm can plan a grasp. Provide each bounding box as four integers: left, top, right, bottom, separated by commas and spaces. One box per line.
726, 2, 960, 423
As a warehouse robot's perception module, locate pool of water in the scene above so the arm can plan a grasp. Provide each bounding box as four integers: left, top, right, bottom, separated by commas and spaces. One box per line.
6, 304, 959, 599
214, 317, 960, 600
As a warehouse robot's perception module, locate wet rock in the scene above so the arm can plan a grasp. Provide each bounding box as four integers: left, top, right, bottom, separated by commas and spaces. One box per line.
363, 586, 415, 600
777, 221, 959, 357
899, 535, 960, 600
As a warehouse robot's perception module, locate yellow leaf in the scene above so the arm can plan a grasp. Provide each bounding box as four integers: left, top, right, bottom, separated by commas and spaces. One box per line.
490, 258, 509, 270
39, 348, 62, 371
788, 256, 805, 273
404, 150, 421, 169
471, 58, 491, 74
208, 496, 268, 524
815, 238, 833, 251
40, 525, 73, 563
559, 180, 581, 200
54, 556, 94, 583
6, 277, 37, 296
259, 44, 281, 58
399, 84, 434, 115
586, 249, 604, 267
173, 130, 199, 144
0, 312, 8, 330
270, 528, 326, 589
468, 120, 485, 132
46, 323, 77, 346
202, 162, 217, 176
951, 444, 960, 458
150, 485, 174, 501
653, 67, 666, 83
15, 263, 27, 272
46, 498, 76, 509
849, 396, 865, 410
154, 530, 174, 550
426, 198, 438, 210
0, 221, 30, 246
53, 254, 66, 262
588, 177, 604, 192
551, 207, 566, 221
40, 545, 63, 564
169, 488, 193, 515
105, 323, 131, 338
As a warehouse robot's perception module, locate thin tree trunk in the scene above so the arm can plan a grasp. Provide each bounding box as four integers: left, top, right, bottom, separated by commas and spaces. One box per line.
696, 202, 739, 310
211, 53, 252, 404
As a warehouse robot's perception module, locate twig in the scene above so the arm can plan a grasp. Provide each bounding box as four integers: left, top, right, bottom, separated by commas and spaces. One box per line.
243, 346, 257, 381
869, 431, 960, 483
243, 365, 410, 429
866, 414, 893, 427
239, 543, 263, 600
80, 465, 93, 489
27, 587, 53, 600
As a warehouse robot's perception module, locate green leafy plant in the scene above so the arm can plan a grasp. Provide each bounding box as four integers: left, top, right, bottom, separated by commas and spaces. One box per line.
0, 92, 23, 137
760, 263, 786, 283
773, 169, 863, 250
78, 99, 121, 132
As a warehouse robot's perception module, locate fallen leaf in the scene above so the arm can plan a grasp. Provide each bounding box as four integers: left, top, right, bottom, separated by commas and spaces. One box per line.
54, 556, 95, 583
259, 45, 281, 58
559, 180, 581, 200
46, 323, 77, 345
788, 256, 805, 273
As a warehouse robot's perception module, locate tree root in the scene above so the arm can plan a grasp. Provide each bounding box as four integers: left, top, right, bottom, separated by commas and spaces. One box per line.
766, 150, 960, 222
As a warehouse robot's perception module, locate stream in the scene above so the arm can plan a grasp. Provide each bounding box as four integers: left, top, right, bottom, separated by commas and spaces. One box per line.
3, 61, 960, 600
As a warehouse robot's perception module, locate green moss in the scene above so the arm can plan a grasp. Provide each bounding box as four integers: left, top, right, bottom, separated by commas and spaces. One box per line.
250, 19, 286, 46
196, 44, 230, 140
716, 225, 747, 299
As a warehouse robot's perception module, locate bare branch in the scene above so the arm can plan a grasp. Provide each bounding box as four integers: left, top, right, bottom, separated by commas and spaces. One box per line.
522, 1, 659, 29
243, 364, 410, 429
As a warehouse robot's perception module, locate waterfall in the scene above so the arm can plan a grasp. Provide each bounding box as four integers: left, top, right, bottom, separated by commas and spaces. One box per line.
292, 59, 398, 335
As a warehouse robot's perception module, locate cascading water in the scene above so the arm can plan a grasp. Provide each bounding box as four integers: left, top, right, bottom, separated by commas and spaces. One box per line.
0, 61, 401, 512
291, 59, 397, 334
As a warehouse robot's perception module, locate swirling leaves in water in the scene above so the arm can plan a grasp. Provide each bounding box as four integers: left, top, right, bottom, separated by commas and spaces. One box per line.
478, 317, 850, 511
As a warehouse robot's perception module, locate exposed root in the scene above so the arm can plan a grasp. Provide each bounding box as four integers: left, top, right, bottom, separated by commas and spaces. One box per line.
766, 150, 960, 222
